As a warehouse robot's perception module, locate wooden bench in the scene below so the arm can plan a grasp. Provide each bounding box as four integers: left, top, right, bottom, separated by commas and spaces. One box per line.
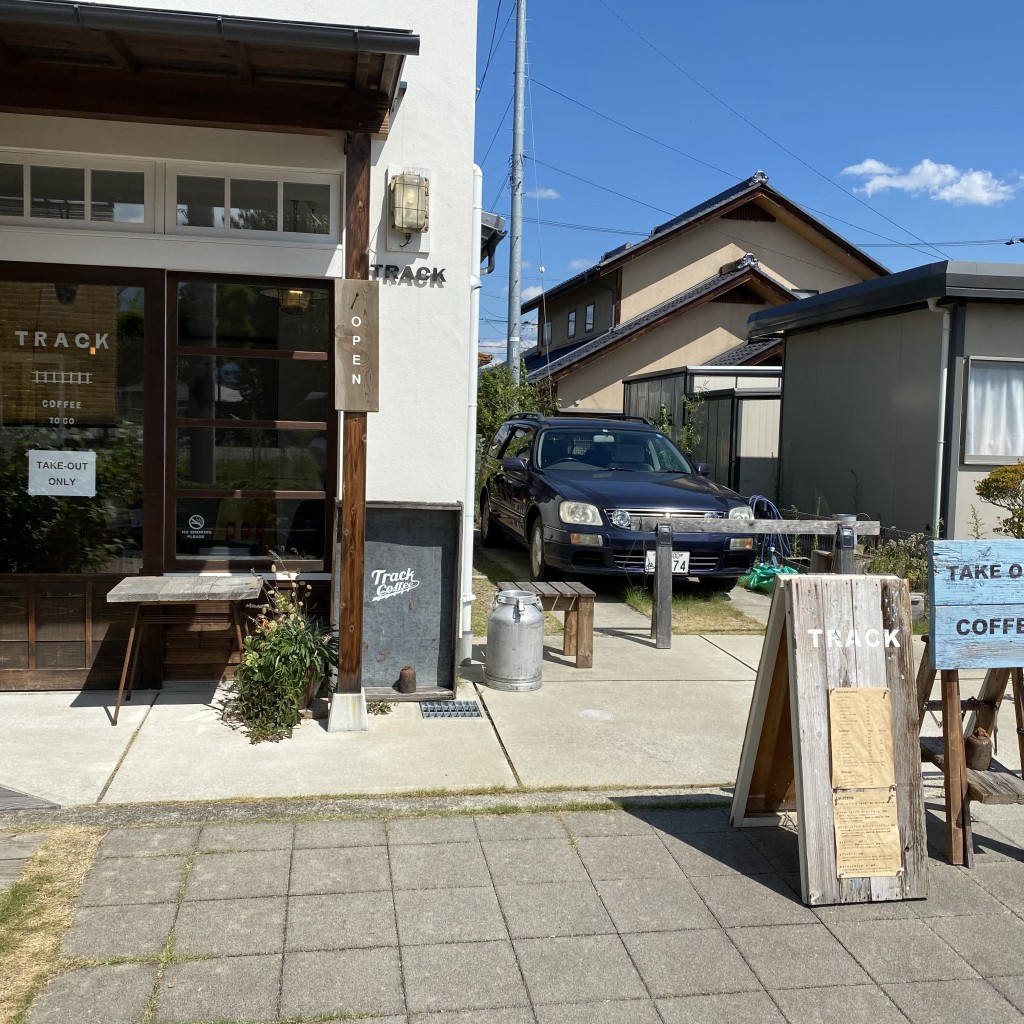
496, 581, 595, 669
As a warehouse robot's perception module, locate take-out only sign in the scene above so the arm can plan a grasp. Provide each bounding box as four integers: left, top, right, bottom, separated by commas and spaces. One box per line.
928, 540, 1024, 669
27, 449, 97, 497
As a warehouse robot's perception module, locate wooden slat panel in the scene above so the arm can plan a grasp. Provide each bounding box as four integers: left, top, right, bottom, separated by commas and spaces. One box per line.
34, 588, 86, 642
0, 586, 28, 641
0, 642, 29, 669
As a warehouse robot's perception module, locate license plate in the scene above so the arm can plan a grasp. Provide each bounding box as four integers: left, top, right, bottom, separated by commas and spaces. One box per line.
644, 550, 690, 574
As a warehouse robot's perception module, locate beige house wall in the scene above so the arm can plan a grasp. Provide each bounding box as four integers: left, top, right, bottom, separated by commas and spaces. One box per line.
950, 303, 1024, 537
555, 303, 760, 412
779, 311, 941, 531
619, 219, 870, 322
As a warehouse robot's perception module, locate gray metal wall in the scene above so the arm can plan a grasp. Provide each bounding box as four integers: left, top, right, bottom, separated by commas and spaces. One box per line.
779, 311, 941, 531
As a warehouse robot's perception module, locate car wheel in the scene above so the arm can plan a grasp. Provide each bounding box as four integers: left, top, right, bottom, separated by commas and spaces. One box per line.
529, 518, 553, 582
697, 576, 738, 594
479, 493, 504, 548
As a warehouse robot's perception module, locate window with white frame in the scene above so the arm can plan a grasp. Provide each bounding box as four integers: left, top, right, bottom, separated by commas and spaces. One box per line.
169, 167, 337, 240
542, 320, 552, 347
964, 357, 1024, 462
567, 310, 576, 339
585, 302, 595, 332
0, 155, 152, 229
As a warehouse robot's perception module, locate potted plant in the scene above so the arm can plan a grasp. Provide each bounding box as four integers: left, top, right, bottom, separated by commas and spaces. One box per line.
227, 568, 338, 743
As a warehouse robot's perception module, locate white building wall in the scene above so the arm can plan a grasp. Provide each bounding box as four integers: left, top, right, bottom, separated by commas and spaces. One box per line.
0, 0, 478, 509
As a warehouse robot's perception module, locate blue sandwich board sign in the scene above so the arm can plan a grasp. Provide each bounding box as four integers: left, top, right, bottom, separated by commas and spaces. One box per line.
928, 540, 1024, 670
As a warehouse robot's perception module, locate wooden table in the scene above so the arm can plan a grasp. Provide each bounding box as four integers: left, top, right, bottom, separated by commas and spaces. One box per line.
106, 575, 263, 724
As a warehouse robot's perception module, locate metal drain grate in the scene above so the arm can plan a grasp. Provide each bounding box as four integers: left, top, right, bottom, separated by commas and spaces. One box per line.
420, 700, 482, 719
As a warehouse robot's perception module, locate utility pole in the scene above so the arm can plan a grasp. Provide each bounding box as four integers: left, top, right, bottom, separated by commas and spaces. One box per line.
506, 0, 526, 383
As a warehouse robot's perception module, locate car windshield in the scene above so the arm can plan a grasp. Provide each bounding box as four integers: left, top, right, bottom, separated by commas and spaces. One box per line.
536, 427, 693, 473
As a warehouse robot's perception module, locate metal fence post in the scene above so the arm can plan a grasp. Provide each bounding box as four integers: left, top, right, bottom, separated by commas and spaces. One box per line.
831, 524, 856, 574
651, 522, 673, 649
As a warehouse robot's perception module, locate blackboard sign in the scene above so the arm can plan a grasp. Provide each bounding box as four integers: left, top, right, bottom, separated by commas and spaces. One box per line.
928, 540, 1024, 670
341, 502, 460, 696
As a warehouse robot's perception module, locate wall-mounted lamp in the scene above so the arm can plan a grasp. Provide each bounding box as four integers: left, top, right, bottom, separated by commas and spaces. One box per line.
259, 287, 312, 316
389, 171, 430, 239
54, 283, 78, 305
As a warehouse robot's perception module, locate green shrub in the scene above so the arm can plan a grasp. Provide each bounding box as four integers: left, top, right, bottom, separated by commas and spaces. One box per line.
865, 532, 929, 591
228, 578, 338, 743
975, 462, 1024, 539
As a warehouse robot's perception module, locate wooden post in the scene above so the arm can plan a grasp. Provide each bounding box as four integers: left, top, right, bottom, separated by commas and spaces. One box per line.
941, 669, 971, 866
651, 522, 672, 649
337, 131, 371, 697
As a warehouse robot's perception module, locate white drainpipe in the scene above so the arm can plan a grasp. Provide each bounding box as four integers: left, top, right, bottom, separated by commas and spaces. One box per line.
459, 165, 484, 664
926, 297, 951, 538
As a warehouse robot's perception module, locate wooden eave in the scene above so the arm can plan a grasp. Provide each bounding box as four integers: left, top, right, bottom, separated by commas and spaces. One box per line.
0, 2, 418, 136
544, 269, 795, 383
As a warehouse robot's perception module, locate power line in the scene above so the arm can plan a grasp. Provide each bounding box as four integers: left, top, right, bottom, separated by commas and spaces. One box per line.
527, 156, 672, 216
531, 75, 940, 261
479, 94, 514, 168
532, 79, 737, 181
476, 1, 513, 101
595, 0, 950, 261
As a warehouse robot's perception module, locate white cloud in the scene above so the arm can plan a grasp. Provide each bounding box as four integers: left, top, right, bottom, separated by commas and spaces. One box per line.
841, 158, 899, 177
525, 187, 560, 200
522, 285, 544, 302
841, 157, 1016, 206
568, 258, 593, 271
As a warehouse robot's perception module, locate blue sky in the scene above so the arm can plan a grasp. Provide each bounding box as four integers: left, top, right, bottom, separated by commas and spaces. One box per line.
474, 0, 1024, 361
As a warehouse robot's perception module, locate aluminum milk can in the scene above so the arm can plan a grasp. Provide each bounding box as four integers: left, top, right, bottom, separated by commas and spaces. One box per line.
484, 589, 544, 691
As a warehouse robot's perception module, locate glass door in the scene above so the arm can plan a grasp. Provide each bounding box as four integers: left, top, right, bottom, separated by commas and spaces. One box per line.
170, 276, 333, 571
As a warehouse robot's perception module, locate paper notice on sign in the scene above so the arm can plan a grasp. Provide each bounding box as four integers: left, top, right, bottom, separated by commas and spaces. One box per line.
833, 790, 903, 878
829, 687, 896, 791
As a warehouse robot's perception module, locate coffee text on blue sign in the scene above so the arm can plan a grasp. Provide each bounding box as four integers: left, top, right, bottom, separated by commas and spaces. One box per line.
928, 540, 1024, 669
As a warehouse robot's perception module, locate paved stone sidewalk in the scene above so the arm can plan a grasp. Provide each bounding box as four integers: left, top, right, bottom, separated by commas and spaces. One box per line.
23, 797, 1024, 1024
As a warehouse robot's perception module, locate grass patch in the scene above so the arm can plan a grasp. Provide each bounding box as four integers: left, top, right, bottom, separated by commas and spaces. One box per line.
0, 825, 105, 1024
622, 585, 765, 634
471, 547, 563, 636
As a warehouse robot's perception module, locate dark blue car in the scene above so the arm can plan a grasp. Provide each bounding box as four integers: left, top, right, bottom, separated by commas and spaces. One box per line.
479, 413, 756, 588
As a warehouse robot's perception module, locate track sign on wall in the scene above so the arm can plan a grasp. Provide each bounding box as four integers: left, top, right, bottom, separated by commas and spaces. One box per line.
731, 574, 928, 906
335, 280, 379, 413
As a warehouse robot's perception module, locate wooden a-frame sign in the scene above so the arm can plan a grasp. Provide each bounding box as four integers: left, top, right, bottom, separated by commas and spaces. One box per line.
731, 574, 928, 906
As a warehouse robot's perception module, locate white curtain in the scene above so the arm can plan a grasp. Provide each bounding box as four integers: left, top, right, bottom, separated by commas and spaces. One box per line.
965, 361, 1024, 459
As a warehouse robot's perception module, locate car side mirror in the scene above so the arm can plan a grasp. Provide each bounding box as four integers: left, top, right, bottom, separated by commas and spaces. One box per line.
694, 462, 710, 477
501, 456, 528, 476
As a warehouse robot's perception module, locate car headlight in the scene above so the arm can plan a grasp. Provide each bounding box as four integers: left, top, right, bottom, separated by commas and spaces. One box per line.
728, 505, 754, 521
559, 501, 602, 526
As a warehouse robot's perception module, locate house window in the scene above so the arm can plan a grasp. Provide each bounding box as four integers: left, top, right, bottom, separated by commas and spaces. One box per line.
170, 167, 336, 239
0, 156, 152, 229
585, 303, 595, 332
567, 311, 576, 339
964, 358, 1024, 462
542, 320, 552, 347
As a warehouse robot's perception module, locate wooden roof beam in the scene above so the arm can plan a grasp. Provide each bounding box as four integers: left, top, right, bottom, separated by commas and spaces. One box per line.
97, 30, 138, 73
228, 39, 253, 84
0, 62, 392, 135
0, 31, 21, 66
